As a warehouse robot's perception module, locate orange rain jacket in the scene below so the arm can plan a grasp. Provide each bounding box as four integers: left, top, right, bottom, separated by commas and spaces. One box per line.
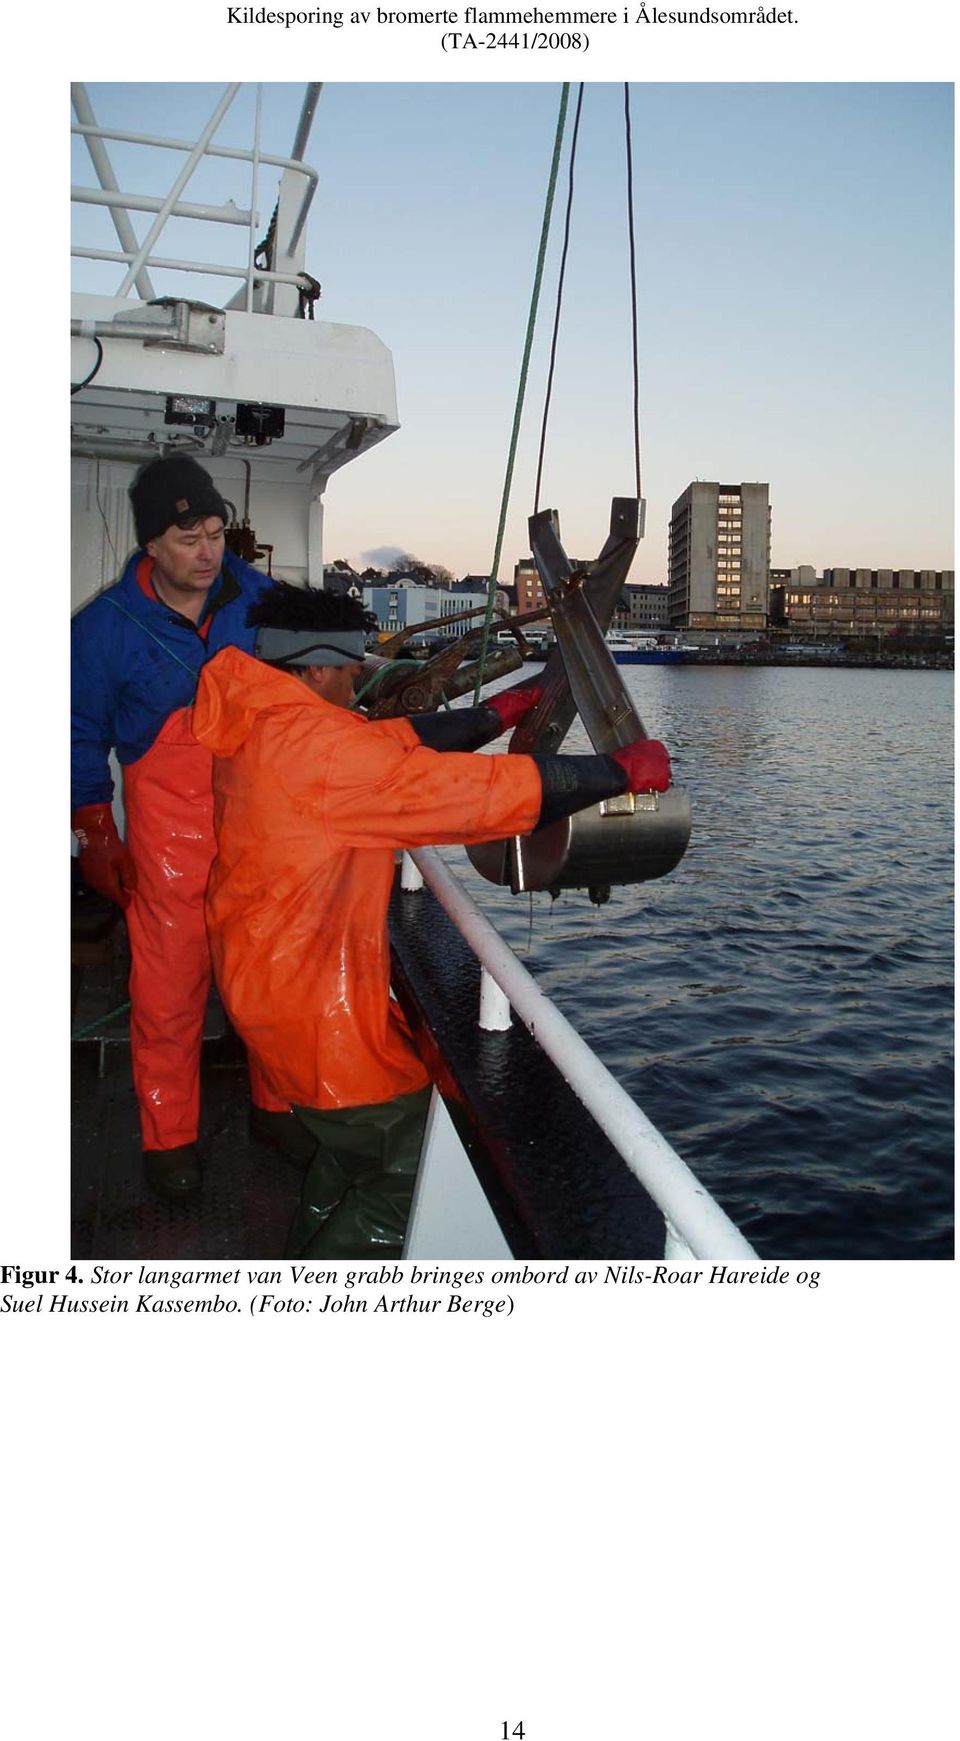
192, 647, 542, 1112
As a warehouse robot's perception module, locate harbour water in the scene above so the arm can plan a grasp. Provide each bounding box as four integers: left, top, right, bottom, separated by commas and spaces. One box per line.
455, 665, 954, 1260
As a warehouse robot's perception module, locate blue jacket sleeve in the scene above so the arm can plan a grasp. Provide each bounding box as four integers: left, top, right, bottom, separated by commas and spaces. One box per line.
71, 604, 118, 810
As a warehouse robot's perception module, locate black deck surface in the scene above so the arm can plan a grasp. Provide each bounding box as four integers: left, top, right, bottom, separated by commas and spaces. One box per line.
73, 878, 668, 1262
71, 927, 301, 1261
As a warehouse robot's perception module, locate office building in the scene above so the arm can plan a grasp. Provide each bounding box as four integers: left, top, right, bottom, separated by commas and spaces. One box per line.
769, 568, 954, 640
513, 553, 588, 617
668, 482, 770, 630
366, 580, 493, 638
613, 583, 670, 632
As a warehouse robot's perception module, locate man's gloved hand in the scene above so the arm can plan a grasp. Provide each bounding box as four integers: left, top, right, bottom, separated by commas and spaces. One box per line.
72, 805, 139, 909
486, 681, 544, 735
610, 738, 673, 793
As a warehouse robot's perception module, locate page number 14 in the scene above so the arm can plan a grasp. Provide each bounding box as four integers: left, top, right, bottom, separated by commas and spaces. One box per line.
501, 1726, 525, 1739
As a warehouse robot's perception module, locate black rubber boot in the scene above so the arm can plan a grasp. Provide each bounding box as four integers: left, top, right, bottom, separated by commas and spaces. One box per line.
143, 1143, 202, 1202
250, 1106, 318, 1168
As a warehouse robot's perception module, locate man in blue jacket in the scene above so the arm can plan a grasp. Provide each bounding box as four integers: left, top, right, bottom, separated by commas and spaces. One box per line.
71, 455, 309, 1200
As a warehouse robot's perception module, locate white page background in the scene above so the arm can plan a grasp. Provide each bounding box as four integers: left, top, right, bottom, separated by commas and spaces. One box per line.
4, 8, 954, 1737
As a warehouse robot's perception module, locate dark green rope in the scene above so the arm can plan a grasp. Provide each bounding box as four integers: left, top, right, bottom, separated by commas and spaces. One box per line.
351, 658, 423, 706
472, 84, 571, 703
352, 658, 453, 714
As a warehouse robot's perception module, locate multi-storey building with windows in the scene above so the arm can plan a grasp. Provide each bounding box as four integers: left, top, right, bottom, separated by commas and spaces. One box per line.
612, 583, 670, 632
513, 557, 546, 615
513, 554, 589, 616
668, 481, 770, 630
769, 568, 954, 639
366, 579, 498, 638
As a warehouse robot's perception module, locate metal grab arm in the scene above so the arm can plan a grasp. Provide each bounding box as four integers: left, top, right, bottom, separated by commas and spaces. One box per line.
467, 494, 692, 900
509, 496, 646, 757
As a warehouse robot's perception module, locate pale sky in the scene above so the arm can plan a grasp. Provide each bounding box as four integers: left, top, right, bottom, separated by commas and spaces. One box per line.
72, 81, 954, 584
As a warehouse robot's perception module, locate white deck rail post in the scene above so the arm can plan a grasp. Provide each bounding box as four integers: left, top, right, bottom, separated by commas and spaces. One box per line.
400, 852, 424, 892
479, 968, 511, 1032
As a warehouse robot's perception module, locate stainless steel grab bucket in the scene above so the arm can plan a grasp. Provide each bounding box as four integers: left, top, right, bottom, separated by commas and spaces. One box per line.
467, 786, 692, 902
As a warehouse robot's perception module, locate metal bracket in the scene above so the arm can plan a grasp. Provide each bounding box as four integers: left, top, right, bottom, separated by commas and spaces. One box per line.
70, 298, 226, 355
508, 496, 647, 759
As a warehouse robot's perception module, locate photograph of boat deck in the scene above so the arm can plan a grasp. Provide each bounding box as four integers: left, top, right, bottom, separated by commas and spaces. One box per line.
71, 81, 953, 1264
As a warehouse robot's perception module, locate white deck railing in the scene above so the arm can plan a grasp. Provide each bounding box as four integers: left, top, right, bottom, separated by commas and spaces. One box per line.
402, 848, 757, 1261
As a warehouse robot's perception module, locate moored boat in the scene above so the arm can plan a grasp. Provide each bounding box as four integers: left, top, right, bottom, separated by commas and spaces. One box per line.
605, 633, 691, 665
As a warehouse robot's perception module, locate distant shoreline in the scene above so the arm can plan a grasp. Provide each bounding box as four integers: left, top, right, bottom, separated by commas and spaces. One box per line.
684, 651, 953, 671
389, 642, 953, 673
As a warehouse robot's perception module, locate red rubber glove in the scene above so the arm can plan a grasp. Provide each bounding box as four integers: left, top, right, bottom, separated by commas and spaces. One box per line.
610, 739, 672, 793
72, 804, 138, 909
486, 681, 544, 734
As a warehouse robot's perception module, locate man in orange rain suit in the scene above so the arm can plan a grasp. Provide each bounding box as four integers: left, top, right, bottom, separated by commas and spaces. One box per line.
192, 581, 673, 1260
71, 455, 312, 1203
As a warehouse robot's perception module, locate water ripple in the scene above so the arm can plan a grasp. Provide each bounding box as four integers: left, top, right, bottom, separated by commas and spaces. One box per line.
457, 665, 954, 1259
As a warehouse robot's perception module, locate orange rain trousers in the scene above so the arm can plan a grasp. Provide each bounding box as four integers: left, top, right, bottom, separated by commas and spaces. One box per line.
122, 707, 287, 1151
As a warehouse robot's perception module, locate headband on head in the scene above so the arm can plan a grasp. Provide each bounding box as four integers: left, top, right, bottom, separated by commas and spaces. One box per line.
255, 627, 367, 669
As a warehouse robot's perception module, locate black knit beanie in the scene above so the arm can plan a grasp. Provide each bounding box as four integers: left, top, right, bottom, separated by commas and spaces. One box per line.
129, 456, 230, 546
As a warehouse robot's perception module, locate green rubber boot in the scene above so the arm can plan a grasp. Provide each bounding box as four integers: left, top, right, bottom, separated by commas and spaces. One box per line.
285, 1087, 431, 1261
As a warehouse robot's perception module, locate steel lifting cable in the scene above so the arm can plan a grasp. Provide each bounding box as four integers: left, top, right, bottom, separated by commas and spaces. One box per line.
537, 83, 642, 509
472, 82, 643, 703
534, 83, 585, 516
472, 84, 571, 704
623, 83, 642, 500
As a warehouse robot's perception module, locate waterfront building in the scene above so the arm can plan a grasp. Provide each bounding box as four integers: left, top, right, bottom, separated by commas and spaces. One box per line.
496, 583, 519, 614
365, 580, 494, 638
668, 482, 770, 631
769, 568, 954, 640
514, 553, 588, 616
514, 558, 544, 615
613, 582, 670, 632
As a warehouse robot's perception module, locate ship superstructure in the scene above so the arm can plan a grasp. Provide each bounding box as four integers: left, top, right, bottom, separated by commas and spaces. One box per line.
71, 82, 397, 609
